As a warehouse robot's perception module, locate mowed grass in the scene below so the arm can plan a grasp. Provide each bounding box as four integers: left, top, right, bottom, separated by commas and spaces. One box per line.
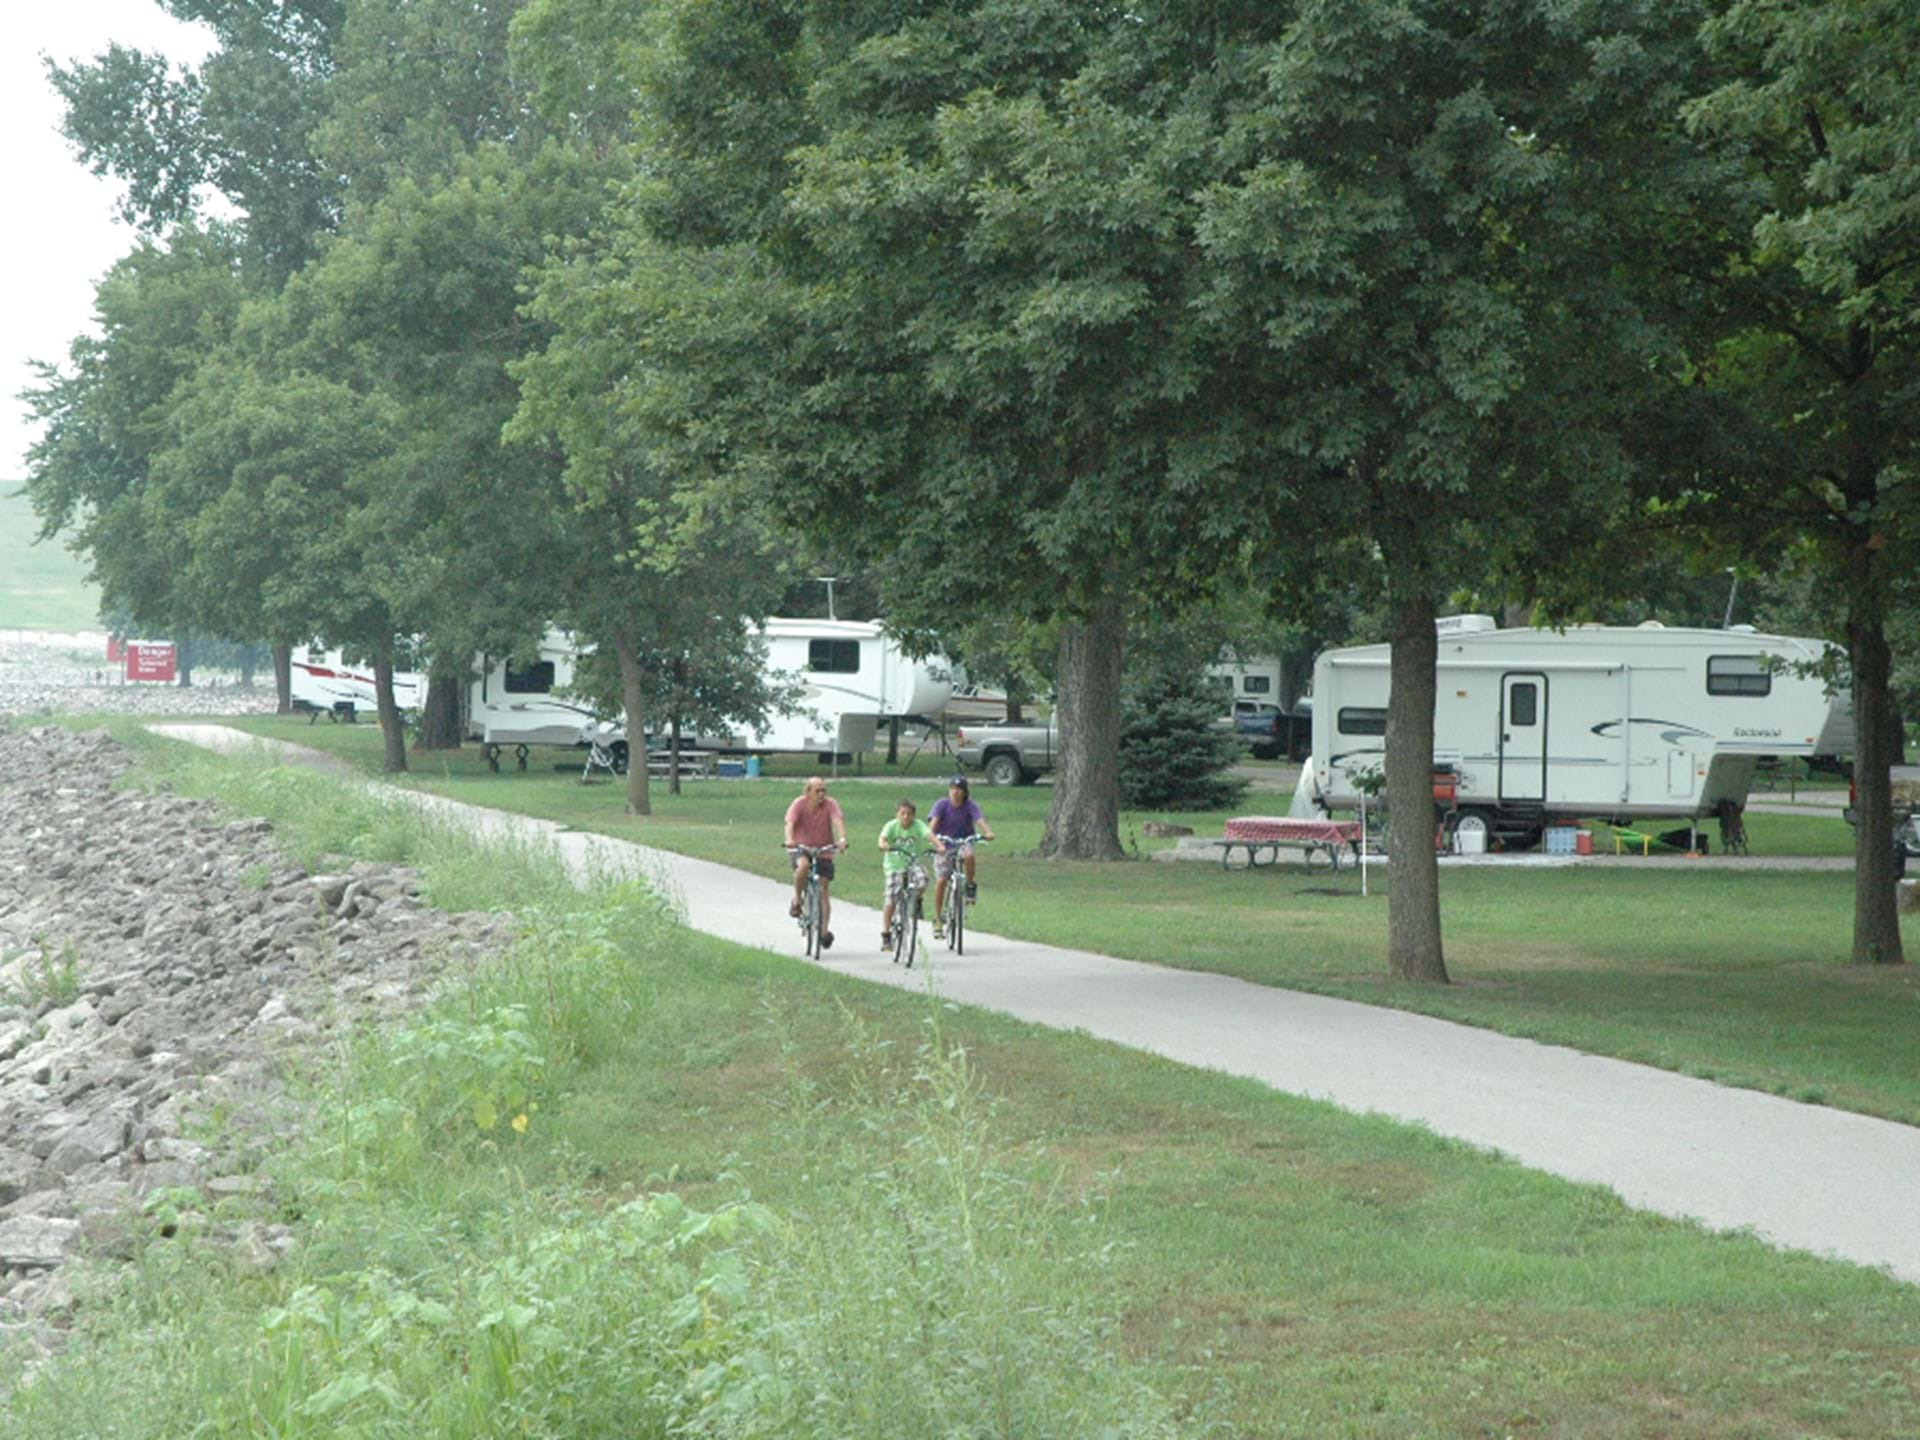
11, 719, 1914, 1439
0, 485, 100, 631
225, 715, 1920, 1127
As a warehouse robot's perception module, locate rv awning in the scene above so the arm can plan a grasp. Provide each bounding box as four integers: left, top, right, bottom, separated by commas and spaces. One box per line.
1325, 658, 1653, 673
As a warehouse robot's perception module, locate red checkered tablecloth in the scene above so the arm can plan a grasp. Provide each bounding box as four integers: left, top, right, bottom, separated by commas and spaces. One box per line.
1222, 817, 1362, 844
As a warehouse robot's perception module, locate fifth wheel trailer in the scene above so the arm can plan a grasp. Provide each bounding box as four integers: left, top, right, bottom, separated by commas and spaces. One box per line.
1306, 616, 1854, 845
469, 619, 952, 761
289, 647, 426, 718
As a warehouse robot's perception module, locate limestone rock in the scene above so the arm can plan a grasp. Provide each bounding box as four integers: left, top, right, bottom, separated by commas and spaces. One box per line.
0, 1217, 81, 1269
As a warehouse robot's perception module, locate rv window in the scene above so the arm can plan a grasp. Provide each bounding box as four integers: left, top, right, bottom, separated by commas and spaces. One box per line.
1508, 682, 1538, 727
808, 639, 862, 674
1243, 675, 1272, 694
1707, 655, 1771, 697
1337, 707, 1386, 736
505, 660, 556, 695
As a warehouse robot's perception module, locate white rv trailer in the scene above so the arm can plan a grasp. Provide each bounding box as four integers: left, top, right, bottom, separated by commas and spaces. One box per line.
745, 618, 952, 754
1206, 656, 1284, 706
468, 630, 596, 754
289, 647, 427, 717
1308, 616, 1853, 843
469, 619, 952, 761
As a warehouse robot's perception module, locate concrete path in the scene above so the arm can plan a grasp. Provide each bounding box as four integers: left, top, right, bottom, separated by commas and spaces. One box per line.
150, 724, 1920, 1283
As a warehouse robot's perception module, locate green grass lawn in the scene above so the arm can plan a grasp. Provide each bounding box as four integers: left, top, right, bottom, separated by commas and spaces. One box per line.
218, 716, 1920, 1129
0, 485, 100, 631
10, 721, 1913, 1439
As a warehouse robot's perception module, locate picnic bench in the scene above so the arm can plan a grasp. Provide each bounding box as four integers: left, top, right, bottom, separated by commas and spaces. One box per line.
645, 748, 717, 781
1215, 817, 1364, 871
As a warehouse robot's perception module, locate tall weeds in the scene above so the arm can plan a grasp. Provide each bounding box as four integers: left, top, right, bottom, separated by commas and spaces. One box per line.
1, 744, 1189, 1438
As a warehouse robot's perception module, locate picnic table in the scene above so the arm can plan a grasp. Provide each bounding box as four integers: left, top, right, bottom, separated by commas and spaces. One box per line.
1215, 816, 1364, 871
646, 748, 717, 781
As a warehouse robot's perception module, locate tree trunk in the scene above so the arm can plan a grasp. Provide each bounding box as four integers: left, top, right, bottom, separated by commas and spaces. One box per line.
1839, 332, 1904, 965
1280, 652, 1312, 714
1501, 600, 1533, 630
417, 670, 465, 750
1848, 611, 1905, 965
887, 716, 900, 765
1383, 562, 1449, 983
273, 643, 292, 714
669, 716, 683, 797
175, 637, 193, 688
372, 644, 409, 775
614, 633, 651, 816
240, 648, 256, 689
1005, 692, 1026, 725
1038, 588, 1126, 860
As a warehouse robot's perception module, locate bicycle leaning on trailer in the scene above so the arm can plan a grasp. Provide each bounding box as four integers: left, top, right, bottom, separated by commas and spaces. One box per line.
785, 844, 834, 960
935, 835, 990, 956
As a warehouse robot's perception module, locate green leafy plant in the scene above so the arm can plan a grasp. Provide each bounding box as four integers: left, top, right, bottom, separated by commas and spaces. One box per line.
13, 941, 83, 1009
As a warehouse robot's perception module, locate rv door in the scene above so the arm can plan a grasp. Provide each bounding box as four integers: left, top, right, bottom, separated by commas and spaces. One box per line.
1499, 673, 1547, 803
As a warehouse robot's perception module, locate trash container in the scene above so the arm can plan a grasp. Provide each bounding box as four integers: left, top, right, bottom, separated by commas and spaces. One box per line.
744, 755, 762, 779
1575, 829, 1594, 856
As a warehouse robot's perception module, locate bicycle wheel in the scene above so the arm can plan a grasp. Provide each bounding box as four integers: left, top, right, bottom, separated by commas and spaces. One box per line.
948, 882, 964, 955
900, 899, 917, 968
805, 879, 821, 960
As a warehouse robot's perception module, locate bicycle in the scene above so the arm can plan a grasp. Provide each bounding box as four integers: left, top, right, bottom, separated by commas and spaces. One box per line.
884, 842, 932, 969
785, 844, 836, 960
935, 835, 991, 956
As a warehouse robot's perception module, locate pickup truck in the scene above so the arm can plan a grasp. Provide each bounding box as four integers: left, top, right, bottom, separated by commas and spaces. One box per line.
1844, 765, 1920, 876
1216, 700, 1311, 762
954, 719, 1056, 786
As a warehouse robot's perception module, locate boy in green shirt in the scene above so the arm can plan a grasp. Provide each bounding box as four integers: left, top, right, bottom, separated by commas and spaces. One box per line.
878, 798, 934, 952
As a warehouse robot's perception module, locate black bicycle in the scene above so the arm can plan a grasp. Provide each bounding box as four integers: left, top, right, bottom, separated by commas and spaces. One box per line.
885, 842, 932, 969
785, 844, 836, 960
936, 835, 990, 956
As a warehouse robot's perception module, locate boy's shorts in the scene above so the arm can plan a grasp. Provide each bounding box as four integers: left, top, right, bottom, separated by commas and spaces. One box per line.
884, 867, 924, 905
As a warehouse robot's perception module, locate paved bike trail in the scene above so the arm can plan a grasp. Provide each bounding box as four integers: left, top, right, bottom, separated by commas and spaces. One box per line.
150, 724, 1920, 1284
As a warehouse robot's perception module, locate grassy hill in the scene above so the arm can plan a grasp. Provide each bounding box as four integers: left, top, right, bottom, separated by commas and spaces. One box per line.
0, 483, 101, 632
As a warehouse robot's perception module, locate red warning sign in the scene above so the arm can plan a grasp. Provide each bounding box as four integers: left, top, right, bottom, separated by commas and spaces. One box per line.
106, 634, 125, 662
124, 641, 178, 683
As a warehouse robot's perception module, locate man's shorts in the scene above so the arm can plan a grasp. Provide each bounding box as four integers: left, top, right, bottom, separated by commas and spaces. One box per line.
791, 851, 835, 883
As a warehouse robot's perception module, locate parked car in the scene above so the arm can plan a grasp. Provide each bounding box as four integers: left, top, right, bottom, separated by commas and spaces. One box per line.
954, 718, 1056, 785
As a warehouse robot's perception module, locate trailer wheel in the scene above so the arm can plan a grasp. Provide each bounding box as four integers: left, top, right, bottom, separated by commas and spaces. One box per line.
984, 752, 1026, 787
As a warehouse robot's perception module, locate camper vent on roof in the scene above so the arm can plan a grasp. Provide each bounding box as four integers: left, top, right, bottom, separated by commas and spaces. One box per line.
1435, 614, 1497, 635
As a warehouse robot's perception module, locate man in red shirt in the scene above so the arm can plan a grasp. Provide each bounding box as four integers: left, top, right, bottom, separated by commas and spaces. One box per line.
784, 776, 848, 950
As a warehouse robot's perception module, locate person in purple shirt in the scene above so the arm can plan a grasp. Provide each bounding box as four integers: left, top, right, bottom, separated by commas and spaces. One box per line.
929, 775, 995, 937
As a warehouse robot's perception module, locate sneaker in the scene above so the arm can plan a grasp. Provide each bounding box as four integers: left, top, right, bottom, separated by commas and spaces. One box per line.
881, 930, 893, 952
933, 921, 945, 940
965, 881, 978, 902
821, 931, 834, 951
788, 899, 801, 919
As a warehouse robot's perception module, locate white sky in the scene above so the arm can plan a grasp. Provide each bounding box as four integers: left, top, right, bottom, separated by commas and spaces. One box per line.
2, 3, 216, 479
